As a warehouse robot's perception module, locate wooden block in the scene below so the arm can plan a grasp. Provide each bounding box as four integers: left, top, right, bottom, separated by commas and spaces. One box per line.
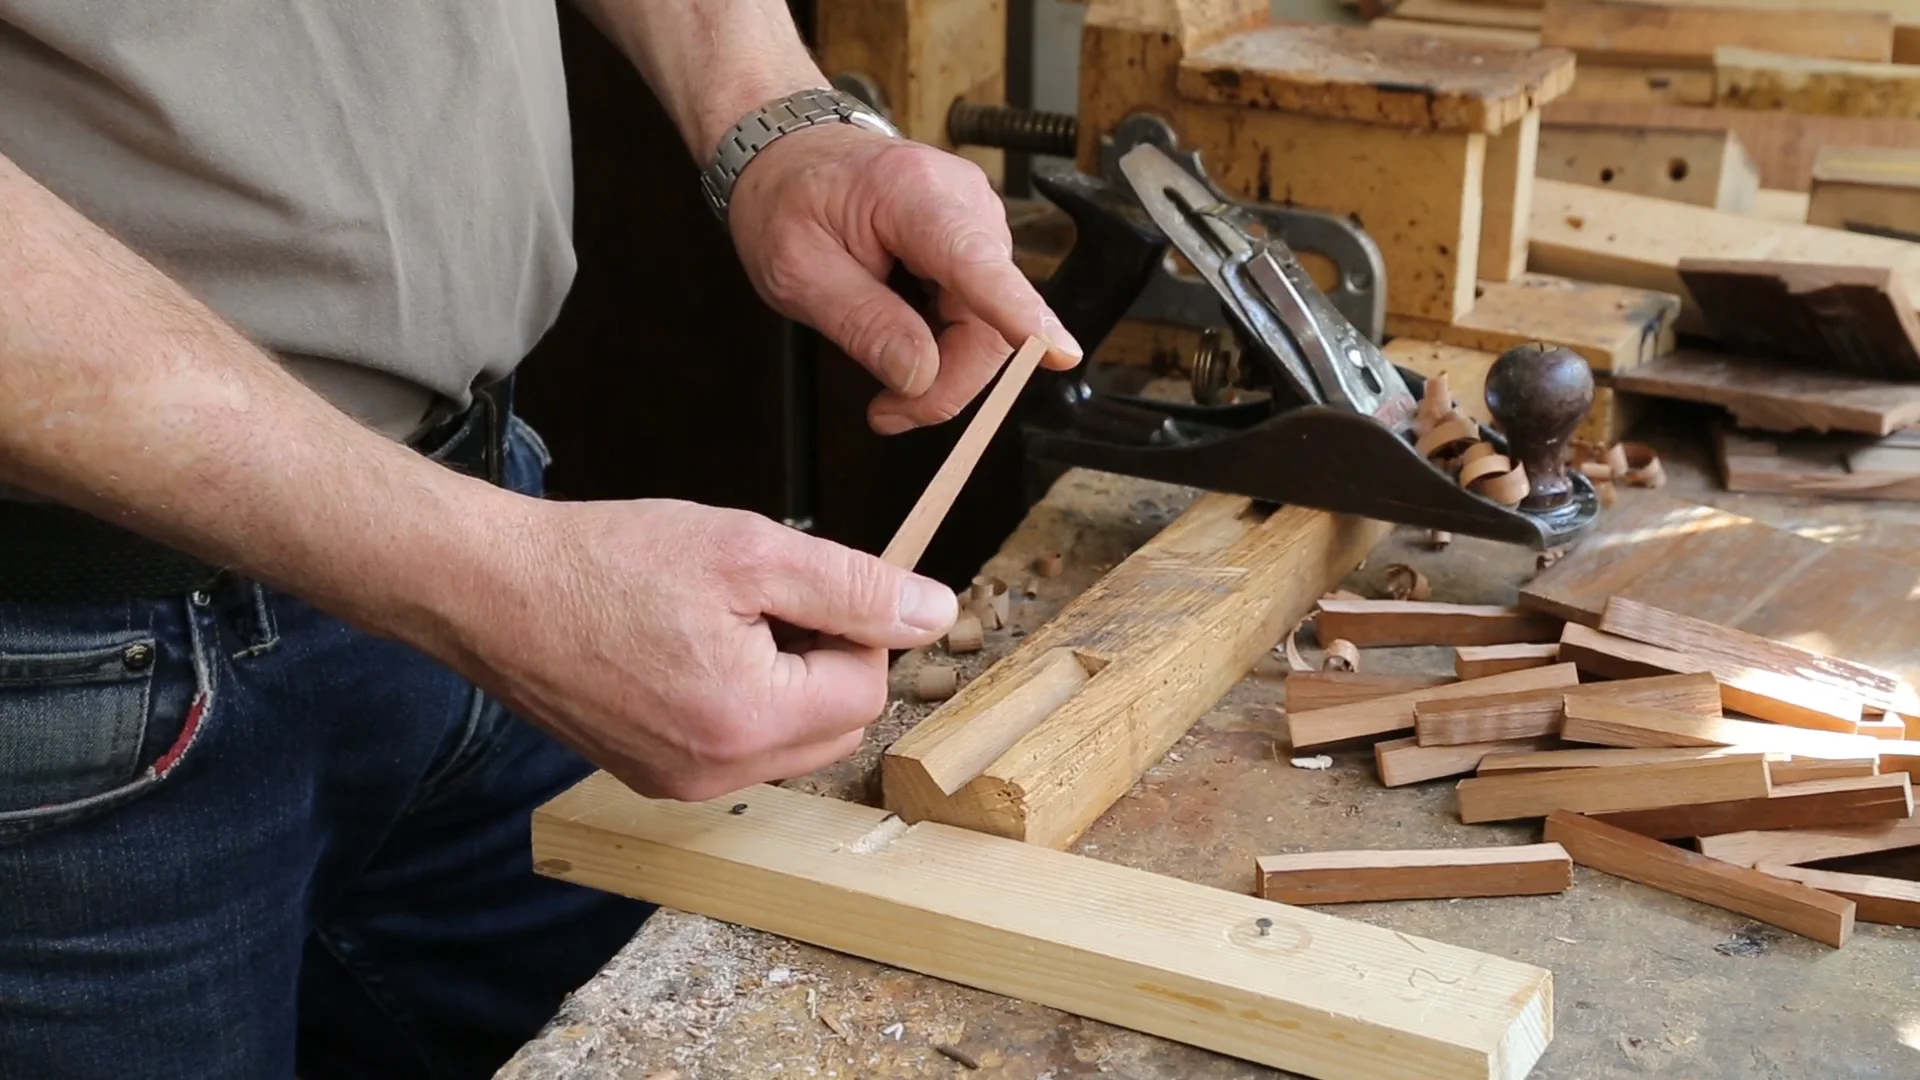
1457, 753, 1773, 822
1316, 599, 1562, 648
1771, 758, 1882, 783
1455, 643, 1561, 679
1564, 64, 1716, 106
884, 337, 1055, 569
1700, 816, 1920, 867
1601, 596, 1893, 718
817, 0, 1007, 184
1291, 664, 1581, 750
1900, 22, 1920, 64
885, 494, 1386, 848
1558, 623, 1707, 681
1477, 746, 1766, 773
1859, 714, 1913, 739
1674, 260, 1920, 381
1175, 21, 1575, 134
1415, 672, 1721, 746
1537, 123, 1759, 211
1255, 843, 1573, 904
1750, 187, 1811, 223
1385, 273, 1680, 374
1540, 0, 1893, 68
1542, 99, 1920, 191
1285, 671, 1456, 713
1528, 179, 1920, 334
1810, 144, 1920, 238
1613, 350, 1920, 436
1376, 734, 1566, 786
1560, 698, 1898, 759
1544, 810, 1855, 947
1753, 864, 1920, 926
535, 775, 1557, 1080
1393, 0, 1544, 31
1480, 111, 1540, 281
1591, 773, 1915, 839
1367, 17, 1543, 49
1718, 428, 1920, 503
1717, 46, 1920, 119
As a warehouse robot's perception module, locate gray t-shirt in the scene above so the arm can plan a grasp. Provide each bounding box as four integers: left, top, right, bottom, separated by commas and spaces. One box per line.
0, 2, 576, 438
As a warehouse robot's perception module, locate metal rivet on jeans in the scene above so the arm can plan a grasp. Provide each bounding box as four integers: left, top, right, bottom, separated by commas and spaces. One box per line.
190, 590, 212, 607
122, 643, 154, 670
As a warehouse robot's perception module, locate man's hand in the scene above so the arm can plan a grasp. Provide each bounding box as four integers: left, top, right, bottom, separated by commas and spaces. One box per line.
726, 125, 1082, 434
452, 497, 958, 801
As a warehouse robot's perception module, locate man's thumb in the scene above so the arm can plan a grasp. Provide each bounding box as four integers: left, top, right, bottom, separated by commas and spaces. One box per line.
754, 529, 958, 647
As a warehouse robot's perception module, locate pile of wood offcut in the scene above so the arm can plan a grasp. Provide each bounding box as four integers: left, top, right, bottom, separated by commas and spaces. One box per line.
1272, 592, 1920, 947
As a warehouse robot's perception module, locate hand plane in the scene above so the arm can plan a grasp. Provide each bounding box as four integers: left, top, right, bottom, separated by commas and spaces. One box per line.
1023, 144, 1600, 549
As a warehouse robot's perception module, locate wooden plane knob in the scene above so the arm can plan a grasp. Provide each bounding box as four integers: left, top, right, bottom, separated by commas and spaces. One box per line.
1484, 344, 1592, 511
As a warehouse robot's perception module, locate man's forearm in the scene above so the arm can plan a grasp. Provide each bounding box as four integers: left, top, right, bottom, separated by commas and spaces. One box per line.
569, 0, 827, 159
0, 153, 508, 644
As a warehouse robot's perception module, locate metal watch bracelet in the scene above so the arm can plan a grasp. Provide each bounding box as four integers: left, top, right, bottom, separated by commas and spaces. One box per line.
699, 87, 901, 222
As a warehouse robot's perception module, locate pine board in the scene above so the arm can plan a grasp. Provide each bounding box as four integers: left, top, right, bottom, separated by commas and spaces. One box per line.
1614, 351, 1920, 436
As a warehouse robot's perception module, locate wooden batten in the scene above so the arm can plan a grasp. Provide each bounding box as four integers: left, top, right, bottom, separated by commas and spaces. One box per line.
1718, 429, 1920, 503
1456, 753, 1773, 822
1478, 747, 1771, 773
1290, 663, 1581, 750
1455, 643, 1562, 679
1591, 773, 1915, 839
1256, 844, 1573, 904
1414, 672, 1721, 746
1540, 0, 1893, 68
1315, 599, 1563, 648
1481, 111, 1541, 282
1613, 351, 1920, 437
1545, 810, 1856, 947
1286, 671, 1457, 712
535, 775, 1556, 1080
1756, 865, 1920, 927
1700, 817, 1920, 867
1376, 734, 1566, 787
885, 493, 1385, 849
1809, 144, 1920, 239
1560, 699, 1920, 763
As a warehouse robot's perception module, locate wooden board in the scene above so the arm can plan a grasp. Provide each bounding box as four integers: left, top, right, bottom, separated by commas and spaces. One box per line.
1537, 123, 1759, 212
1286, 671, 1457, 712
1542, 99, 1920, 191
1394, 0, 1545, 31
1558, 623, 1709, 681
1455, 643, 1562, 679
1699, 816, 1920, 866
1518, 492, 1920, 702
1753, 864, 1920, 926
1384, 337, 1640, 447
1365, 19, 1544, 51
1614, 350, 1920, 436
1477, 746, 1773, 773
1674, 261, 1920, 381
1456, 752, 1773, 822
1255, 844, 1573, 903
1543, 809, 1856, 946
1384, 273, 1680, 374
1599, 596, 1906, 713
1563, 64, 1716, 106
1481, 111, 1540, 282
533, 774, 1556, 1080
1751, 187, 1812, 223
1175, 21, 1575, 133
1719, 429, 1920, 502
1590, 773, 1915, 839
1540, 0, 1893, 68
1527, 178, 1920, 333
1414, 672, 1721, 745
1809, 144, 1920, 238
1561, 624, 1859, 733
1375, 734, 1566, 786
1716, 46, 1920, 118
1559, 699, 1905, 759
885, 494, 1386, 848
1290, 663, 1581, 750
1315, 599, 1563, 647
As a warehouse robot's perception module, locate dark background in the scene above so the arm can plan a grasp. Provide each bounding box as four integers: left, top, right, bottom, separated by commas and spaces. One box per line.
513, 1, 1040, 589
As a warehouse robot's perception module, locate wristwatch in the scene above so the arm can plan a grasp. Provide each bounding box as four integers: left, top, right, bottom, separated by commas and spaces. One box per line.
699, 87, 902, 223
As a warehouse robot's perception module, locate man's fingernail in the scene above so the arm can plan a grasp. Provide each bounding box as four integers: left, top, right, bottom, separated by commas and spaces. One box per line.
871, 412, 915, 435
1042, 315, 1084, 359
879, 338, 923, 394
898, 576, 958, 632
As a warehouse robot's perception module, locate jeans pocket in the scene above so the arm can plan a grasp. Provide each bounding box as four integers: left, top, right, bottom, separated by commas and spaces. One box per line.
0, 605, 211, 842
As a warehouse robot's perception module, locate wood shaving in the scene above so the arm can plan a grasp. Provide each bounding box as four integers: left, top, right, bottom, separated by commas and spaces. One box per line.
1382, 563, 1431, 601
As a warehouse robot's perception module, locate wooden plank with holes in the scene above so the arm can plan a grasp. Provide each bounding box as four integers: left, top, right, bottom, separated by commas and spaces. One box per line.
1376, 734, 1566, 787
1315, 599, 1563, 648
1540, 0, 1892, 68
1701, 817, 1920, 867
1544, 810, 1855, 947
1384, 273, 1680, 375
1290, 664, 1581, 750
1536, 123, 1759, 211
1754, 865, 1920, 926
1255, 844, 1573, 904
1716, 46, 1920, 119
884, 494, 1386, 848
1414, 672, 1721, 746
1591, 773, 1915, 839
1286, 671, 1457, 712
1614, 351, 1920, 436
1456, 643, 1562, 679
534, 774, 1557, 1080
1457, 753, 1773, 822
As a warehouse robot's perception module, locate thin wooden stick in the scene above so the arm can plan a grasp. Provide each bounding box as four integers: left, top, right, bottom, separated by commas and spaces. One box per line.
882, 336, 1056, 570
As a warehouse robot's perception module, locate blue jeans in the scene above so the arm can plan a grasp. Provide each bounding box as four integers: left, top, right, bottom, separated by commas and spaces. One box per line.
0, 417, 652, 1079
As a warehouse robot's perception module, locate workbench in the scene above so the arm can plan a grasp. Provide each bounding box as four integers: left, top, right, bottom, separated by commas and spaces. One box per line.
498, 409, 1920, 1080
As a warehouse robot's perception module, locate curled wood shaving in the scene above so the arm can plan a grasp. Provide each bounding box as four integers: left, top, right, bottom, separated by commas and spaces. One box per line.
1428, 529, 1453, 550
1322, 639, 1360, 672
1283, 626, 1312, 673
1578, 461, 1612, 482
945, 612, 984, 654
1034, 549, 1064, 578
1537, 546, 1567, 572
1605, 442, 1630, 478
1620, 442, 1666, 489
916, 662, 959, 701
1382, 563, 1431, 601
1595, 477, 1618, 508
1461, 441, 1499, 467
1458, 450, 1514, 490
1470, 460, 1530, 506
1415, 415, 1478, 459
1414, 372, 1455, 438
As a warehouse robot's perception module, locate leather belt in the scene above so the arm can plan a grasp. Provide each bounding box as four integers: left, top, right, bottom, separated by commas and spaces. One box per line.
0, 377, 514, 604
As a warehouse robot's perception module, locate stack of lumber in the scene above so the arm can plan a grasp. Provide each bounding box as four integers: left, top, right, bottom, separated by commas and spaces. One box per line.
1276, 587, 1920, 947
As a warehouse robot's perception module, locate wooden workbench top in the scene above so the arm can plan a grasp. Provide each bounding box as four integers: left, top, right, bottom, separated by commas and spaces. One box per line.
499, 418, 1920, 1080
